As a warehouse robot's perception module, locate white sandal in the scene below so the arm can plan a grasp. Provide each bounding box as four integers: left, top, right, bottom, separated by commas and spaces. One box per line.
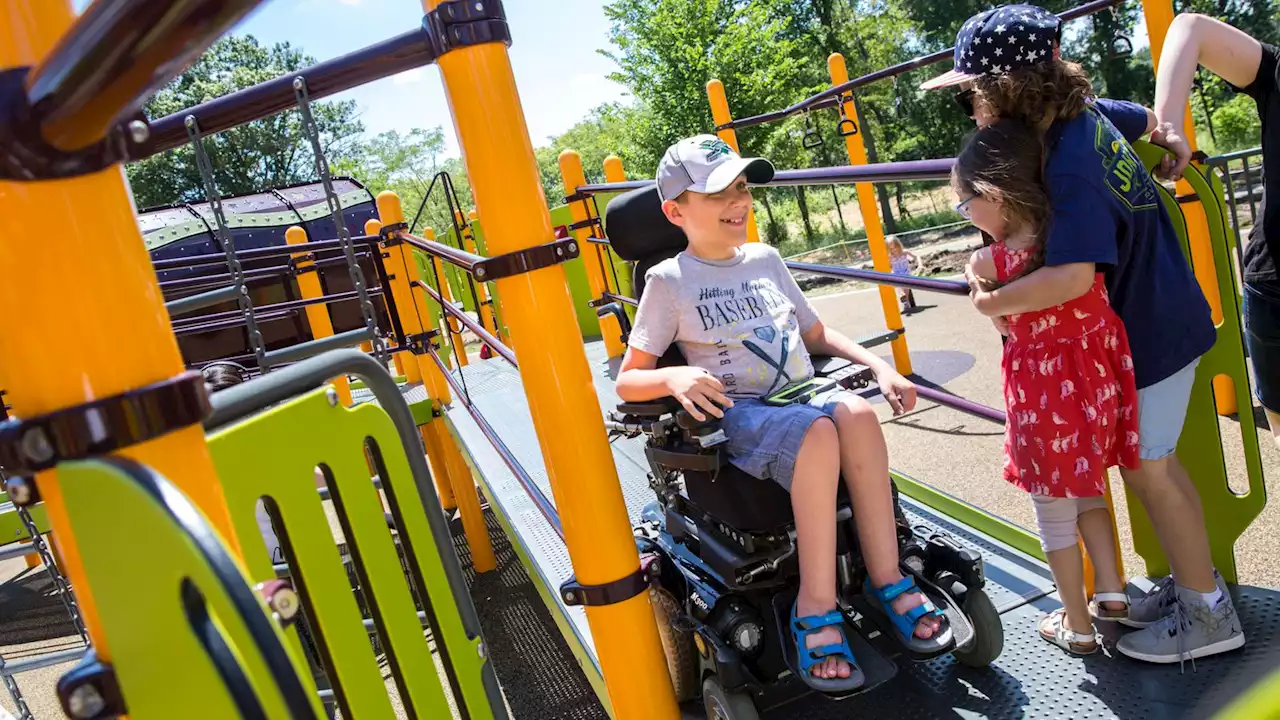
1038, 608, 1100, 655
1089, 592, 1131, 622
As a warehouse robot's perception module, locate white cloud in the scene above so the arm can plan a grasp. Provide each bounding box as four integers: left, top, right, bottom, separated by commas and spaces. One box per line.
392, 67, 425, 86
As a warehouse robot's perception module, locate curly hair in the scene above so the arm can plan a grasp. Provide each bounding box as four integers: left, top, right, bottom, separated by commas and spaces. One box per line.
972, 59, 1094, 132
954, 120, 1051, 287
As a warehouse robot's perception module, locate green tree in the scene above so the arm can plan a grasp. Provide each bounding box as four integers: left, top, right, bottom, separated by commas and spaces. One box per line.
126, 36, 364, 209
532, 102, 657, 202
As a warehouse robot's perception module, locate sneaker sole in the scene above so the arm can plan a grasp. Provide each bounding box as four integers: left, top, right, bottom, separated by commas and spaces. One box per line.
1117, 632, 1246, 664
1118, 617, 1157, 629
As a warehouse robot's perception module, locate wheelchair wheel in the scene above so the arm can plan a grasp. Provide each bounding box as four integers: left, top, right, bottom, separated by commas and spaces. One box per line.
651, 587, 698, 702
703, 674, 760, 720
953, 587, 1003, 668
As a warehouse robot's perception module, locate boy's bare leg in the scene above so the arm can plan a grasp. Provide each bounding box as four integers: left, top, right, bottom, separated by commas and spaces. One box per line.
791, 417, 851, 680
1120, 456, 1216, 593
1077, 508, 1126, 610
832, 396, 940, 638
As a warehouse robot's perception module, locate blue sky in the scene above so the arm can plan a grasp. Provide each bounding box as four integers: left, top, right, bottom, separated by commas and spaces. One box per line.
75, 0, 630, 157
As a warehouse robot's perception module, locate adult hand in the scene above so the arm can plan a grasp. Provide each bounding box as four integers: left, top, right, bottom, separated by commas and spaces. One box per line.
964, 263, 1000, 317
1150, 121, 1192, 181
991, 315, 1011, 336
664, 367, 732, 422
876, 369, 917, 416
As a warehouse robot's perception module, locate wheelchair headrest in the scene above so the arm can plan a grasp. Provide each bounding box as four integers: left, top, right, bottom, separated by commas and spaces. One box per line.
603, 186, 688, 263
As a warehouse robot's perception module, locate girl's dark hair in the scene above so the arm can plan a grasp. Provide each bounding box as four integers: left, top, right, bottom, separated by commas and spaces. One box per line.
972, 59, 1094, 132
954, 120, 1051, 286
201, 362, 248, 392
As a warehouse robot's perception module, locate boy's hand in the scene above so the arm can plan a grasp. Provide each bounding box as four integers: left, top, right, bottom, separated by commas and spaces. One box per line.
876, 369, 917, 416
664, 367, 733, 421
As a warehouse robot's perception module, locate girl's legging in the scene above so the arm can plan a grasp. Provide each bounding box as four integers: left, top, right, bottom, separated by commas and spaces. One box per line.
1032, 494, 1109, 553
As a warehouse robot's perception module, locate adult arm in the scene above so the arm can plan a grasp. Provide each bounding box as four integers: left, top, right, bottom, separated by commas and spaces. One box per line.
1155, 14, 1265, 177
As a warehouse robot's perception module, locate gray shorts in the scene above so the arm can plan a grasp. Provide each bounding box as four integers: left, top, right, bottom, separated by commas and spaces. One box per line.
1137, 357, 1200, 461
719, 387, 852, 490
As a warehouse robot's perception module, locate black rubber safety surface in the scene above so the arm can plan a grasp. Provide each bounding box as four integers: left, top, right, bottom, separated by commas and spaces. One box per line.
444, 343, 1280, 720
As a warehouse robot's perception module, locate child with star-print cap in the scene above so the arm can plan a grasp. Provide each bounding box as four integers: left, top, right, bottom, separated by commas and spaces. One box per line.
924, 4, 1243, 667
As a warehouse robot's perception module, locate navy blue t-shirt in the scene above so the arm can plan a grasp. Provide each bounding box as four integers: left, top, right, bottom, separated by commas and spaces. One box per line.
1043, 98, 1215, 389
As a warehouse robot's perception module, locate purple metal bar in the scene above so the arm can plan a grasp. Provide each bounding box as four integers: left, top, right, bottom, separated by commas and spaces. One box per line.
160, 265, 289, 292
916, 385, 1006, 425
425, 346, 564, 541
721, 0, 1129, 132
175, 309, 295, 337
603, 292, 638, 308
151, 236, 378, 271
172, 288, 382, 328
26, 0, 263, 149
139, 30, 435, 157
412, 281, 517, 368
399, 232, 485, 273
785, 261, 969, 295
577, 158, 953, 196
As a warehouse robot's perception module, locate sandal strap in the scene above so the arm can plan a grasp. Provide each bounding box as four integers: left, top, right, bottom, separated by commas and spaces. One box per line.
792, 609, 844, 633
901, 598, 945, 624
1092, 592, 1130, 605
805, 642, 852, 662
1043, 609, 1096, 643
871, 575, 918, 603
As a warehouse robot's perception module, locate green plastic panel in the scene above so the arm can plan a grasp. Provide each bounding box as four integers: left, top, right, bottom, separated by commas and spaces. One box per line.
465, 220, 509, 339
57, 458, 324, 719
209, 387, 496, 718
1132, 142, 1266, 583
0, 502, 49, 546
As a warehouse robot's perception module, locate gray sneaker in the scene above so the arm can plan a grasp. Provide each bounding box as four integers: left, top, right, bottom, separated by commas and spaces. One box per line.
1116, 585, 1245, 667
1122, 571, 1230, 629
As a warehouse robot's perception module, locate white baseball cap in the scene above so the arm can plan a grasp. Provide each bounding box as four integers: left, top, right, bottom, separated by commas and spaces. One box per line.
655, 134, 774, 202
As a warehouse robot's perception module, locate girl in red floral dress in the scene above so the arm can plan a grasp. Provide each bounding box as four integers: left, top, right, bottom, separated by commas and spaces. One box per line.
955, 121, 1141, 656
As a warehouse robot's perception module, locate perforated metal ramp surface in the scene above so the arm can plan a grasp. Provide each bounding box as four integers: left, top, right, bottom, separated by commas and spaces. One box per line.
445, 342, 1280, 720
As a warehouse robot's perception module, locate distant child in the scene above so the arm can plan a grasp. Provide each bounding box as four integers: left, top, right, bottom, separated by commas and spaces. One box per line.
956, 122, 1137, 655
886, 237, 923, 311
617, 135, 949, 691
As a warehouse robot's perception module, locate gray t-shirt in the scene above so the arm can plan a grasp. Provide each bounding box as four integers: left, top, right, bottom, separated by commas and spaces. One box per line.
629, 244, 820, 399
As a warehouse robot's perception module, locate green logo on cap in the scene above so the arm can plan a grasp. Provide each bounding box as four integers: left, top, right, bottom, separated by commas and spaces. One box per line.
698, 138, 732, 161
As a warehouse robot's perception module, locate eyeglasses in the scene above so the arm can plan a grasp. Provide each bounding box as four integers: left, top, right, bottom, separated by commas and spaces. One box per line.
955, 196, 976, 219
954, 89, 976, 118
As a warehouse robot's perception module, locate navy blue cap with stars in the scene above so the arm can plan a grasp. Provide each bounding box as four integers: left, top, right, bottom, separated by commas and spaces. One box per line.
920, 4, 1062, 90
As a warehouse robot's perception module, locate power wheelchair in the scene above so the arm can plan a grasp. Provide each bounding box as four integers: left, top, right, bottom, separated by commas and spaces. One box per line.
598, 186, 1004, 719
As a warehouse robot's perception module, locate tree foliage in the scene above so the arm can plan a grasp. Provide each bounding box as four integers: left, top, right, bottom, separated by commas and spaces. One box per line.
126, 36, 364, 210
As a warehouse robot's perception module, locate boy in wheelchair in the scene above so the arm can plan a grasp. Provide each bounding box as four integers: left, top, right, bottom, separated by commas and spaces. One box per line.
614, 135, 952, 692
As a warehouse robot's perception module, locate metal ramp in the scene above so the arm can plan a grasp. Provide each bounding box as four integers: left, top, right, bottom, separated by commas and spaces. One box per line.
444, 341, 1280, 720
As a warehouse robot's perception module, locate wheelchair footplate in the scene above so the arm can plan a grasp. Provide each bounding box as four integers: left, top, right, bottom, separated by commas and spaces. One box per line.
768, 588, 897, 700
851, 563, 974, 663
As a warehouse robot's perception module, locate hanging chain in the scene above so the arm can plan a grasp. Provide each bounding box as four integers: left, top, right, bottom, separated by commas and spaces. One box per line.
17, 506, 87, 643
0, 656, 32, 720
186, 117, 269, 373
293, 77, 387, 363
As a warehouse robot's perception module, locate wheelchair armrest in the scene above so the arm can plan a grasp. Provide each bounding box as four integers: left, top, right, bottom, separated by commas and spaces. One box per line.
616, 397, 683, 417
811, 354, 874, 389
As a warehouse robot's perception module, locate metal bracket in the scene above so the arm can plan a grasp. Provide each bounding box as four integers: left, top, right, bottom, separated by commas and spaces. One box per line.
423, 0, 511, 58
379, 222, 407, 245
567, 217, 601, 232
473, 238, 579, 281
0, 372, 210, 475
57, 649, 126, 720
404, 330, 442, 356
559, 563, 655, 608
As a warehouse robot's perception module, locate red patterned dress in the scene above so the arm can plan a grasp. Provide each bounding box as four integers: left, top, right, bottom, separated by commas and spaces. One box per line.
993, 242, 1141, 498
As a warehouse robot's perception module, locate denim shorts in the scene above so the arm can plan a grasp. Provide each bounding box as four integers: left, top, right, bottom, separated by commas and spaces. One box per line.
1244, 283, 1280, 412
1136, 356, 1200, 461
719, 387, 852, 490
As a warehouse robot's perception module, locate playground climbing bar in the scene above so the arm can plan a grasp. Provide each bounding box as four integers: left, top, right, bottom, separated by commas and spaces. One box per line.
413, 281, 517, 368
575, 158, 954, 196
785, 261, 970, 295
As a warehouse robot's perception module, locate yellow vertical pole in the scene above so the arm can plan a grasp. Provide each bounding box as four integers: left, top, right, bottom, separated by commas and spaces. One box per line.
829, 54, 913, 375
367, 218, 422, 386
0, 0, 242, 664
423, 0, 679, 714
23, 553, 40, 569
376, 193, 460, 514
287, 226, 354, 405
456, 210, 499, 340
560, 151, 626, 358
425, 227, 470, 367
364, 218, 407, 380
467, 209, 508, 343
1143, 0, 1235, 415
603, 155, 626, 185
706, 79, 763, 244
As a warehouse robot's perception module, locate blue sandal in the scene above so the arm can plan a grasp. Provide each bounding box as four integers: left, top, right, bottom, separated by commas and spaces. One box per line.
864, 576, 953, 653
788, 602, 865, 692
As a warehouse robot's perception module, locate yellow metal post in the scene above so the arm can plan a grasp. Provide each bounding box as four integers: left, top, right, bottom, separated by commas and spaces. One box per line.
366, 218, 422, 386
287, 226, 354, 405
364, 218, 408, 381
425, 227, 470, 367
829, 53, 913, 375
0, 0, 243, 664
376, 193, 460, 513
603, 155, 626, 185
424, 0, 680, 714
560, 151, 625, 358
456, 210, 500, 342
1143, 0, 1236, 415
706, 79, 764, 245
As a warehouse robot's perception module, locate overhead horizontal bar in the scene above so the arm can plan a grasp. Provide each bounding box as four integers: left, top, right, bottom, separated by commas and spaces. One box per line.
151, 235, 379, 271
399, 232, 485, 273
784, 261, 970, 295
576, 158, 954, 196
138, 29, 436, 157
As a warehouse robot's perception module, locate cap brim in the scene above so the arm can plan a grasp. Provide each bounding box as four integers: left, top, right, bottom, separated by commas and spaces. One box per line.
919, 68, 978, 91
702, 157, 775, 193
